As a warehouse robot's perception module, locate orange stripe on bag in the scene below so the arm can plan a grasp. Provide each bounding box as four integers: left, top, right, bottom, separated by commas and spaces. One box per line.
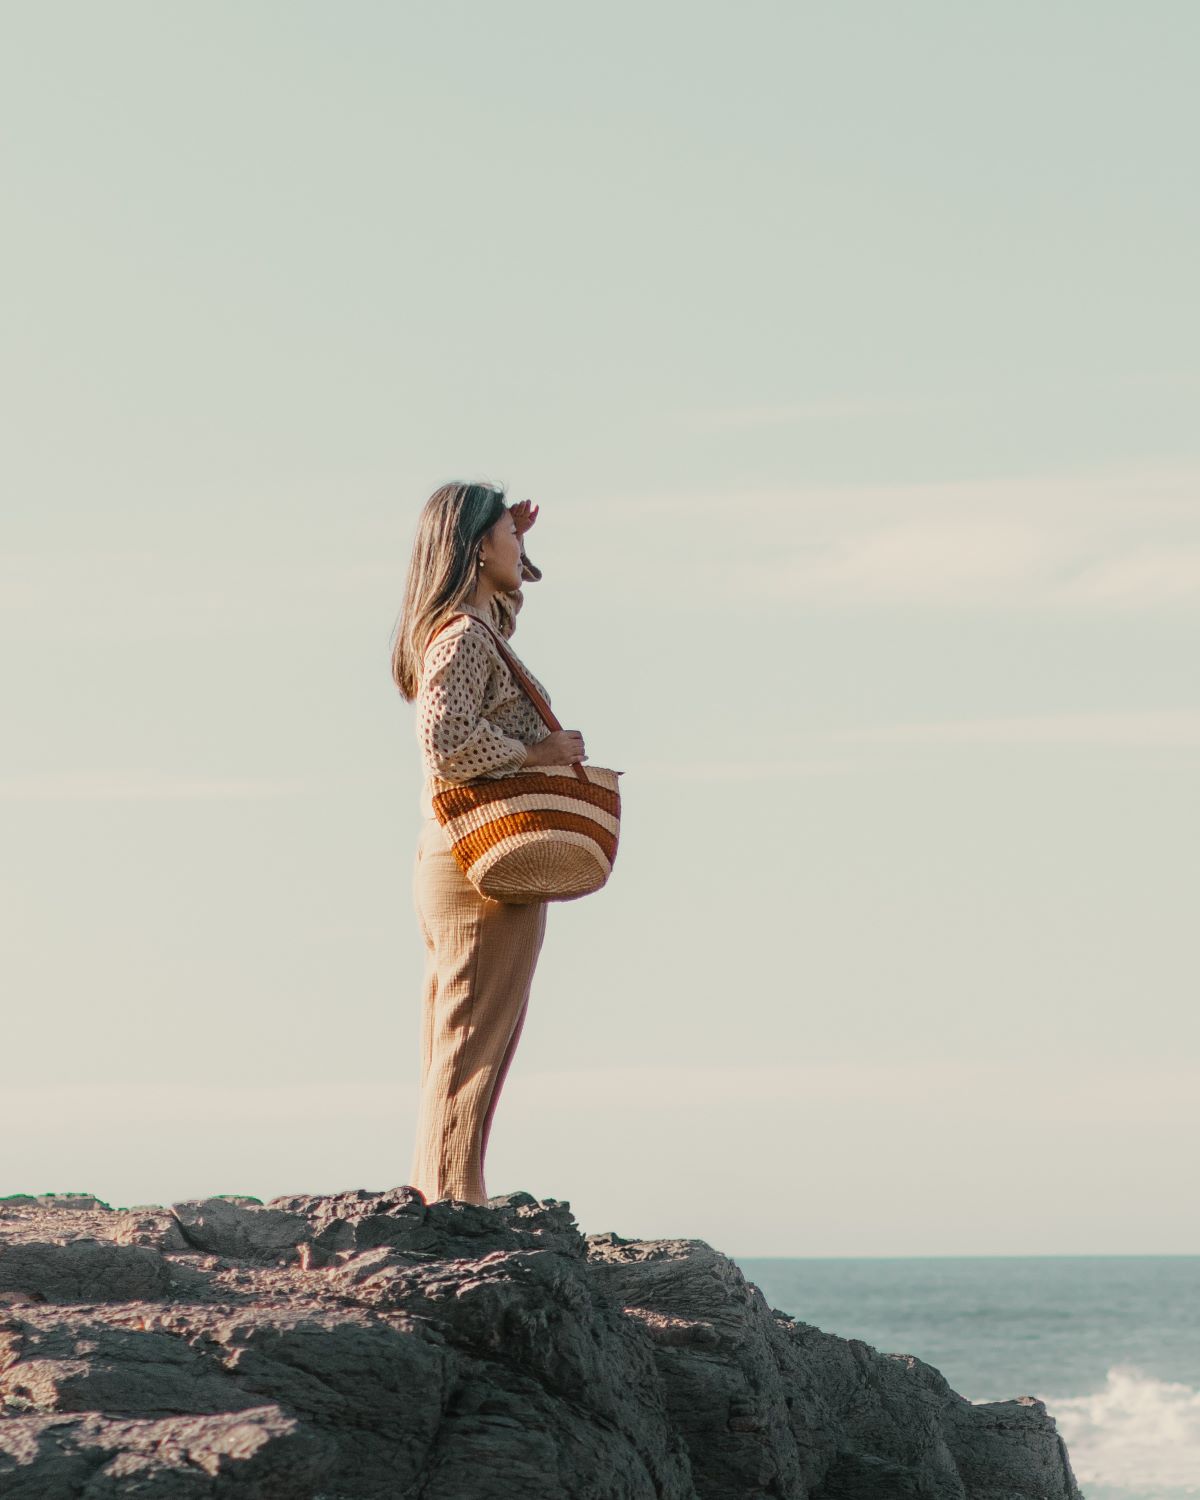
432, 772, 621, 820
449, 808, 619, 869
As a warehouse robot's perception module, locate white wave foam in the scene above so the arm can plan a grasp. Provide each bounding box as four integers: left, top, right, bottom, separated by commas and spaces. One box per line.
1041, 1366, 1200, 1496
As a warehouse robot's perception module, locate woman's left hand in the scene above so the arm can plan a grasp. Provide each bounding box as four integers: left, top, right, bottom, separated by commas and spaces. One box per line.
510, 499, 539, 536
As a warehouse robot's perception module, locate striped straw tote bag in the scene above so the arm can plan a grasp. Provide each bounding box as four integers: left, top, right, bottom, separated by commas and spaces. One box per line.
425, 612, 623, 905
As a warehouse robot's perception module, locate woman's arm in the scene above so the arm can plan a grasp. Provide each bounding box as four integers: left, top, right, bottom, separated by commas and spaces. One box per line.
417, 628, 529, 778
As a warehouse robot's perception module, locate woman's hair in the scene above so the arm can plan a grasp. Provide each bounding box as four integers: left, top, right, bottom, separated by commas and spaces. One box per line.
390, 481, 509, 701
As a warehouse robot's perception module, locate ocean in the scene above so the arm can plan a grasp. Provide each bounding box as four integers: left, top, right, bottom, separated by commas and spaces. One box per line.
732, 1255, 1200, 1500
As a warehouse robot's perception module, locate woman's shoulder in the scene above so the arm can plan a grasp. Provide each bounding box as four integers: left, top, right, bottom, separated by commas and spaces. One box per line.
423, 611, 503, 663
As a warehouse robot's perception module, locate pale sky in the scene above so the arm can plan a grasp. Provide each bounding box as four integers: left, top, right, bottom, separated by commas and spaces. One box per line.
3, 2, 1197, 1256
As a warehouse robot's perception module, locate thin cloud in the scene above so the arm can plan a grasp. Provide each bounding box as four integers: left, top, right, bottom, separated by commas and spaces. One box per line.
680, 394, 948, 429
507, 1060, 1195, 1129
7, 464, 1199, 629
0, 1082, 408, 1125
613, 714, 1200, 784
1050, 546, 1200, 609
565, 464, 1200, 611
0, 550, 161, 612
838, 710, 1200, 748
0, 772, 310, 801
634, 757, 851, 782
0, 549, 392, 629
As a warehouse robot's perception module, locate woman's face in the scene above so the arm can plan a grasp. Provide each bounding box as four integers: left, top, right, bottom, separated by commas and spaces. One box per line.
482, 508, 524, 592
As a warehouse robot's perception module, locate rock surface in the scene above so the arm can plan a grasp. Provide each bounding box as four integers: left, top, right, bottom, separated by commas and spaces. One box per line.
0, 1188, 1084, 1498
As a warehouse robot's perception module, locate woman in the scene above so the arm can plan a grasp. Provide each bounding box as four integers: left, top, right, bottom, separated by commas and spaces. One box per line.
391, 482, 587, 1206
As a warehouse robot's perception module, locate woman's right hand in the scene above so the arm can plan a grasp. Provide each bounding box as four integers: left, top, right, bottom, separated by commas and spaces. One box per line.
525, 730, 587, 768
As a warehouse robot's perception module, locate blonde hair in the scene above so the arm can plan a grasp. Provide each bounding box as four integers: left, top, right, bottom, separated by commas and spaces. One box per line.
390, 481, 509, 701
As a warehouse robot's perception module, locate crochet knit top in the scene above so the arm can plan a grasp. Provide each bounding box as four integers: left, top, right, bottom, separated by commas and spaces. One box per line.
414, 592, 552, 819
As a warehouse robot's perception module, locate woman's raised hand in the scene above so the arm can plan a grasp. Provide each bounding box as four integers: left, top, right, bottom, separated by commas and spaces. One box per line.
524, 730, 586, 768
510, 499, 539, 535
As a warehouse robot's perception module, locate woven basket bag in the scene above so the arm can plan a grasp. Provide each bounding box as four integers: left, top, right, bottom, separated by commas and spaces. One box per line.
424, 611, 623, 905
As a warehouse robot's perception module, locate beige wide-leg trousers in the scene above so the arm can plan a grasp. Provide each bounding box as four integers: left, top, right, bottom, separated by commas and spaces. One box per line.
409, 817, 549, 1205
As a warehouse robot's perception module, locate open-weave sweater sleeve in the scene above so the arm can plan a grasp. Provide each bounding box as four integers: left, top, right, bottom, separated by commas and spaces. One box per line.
417, 626, 531, 780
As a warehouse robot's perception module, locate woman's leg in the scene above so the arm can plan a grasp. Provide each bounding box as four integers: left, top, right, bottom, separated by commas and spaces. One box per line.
410, 819, 548, 1205
480, 898, 548, 1164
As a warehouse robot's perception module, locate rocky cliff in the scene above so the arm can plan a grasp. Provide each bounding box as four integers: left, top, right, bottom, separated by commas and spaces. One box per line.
0, 1188, 1082, 1499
